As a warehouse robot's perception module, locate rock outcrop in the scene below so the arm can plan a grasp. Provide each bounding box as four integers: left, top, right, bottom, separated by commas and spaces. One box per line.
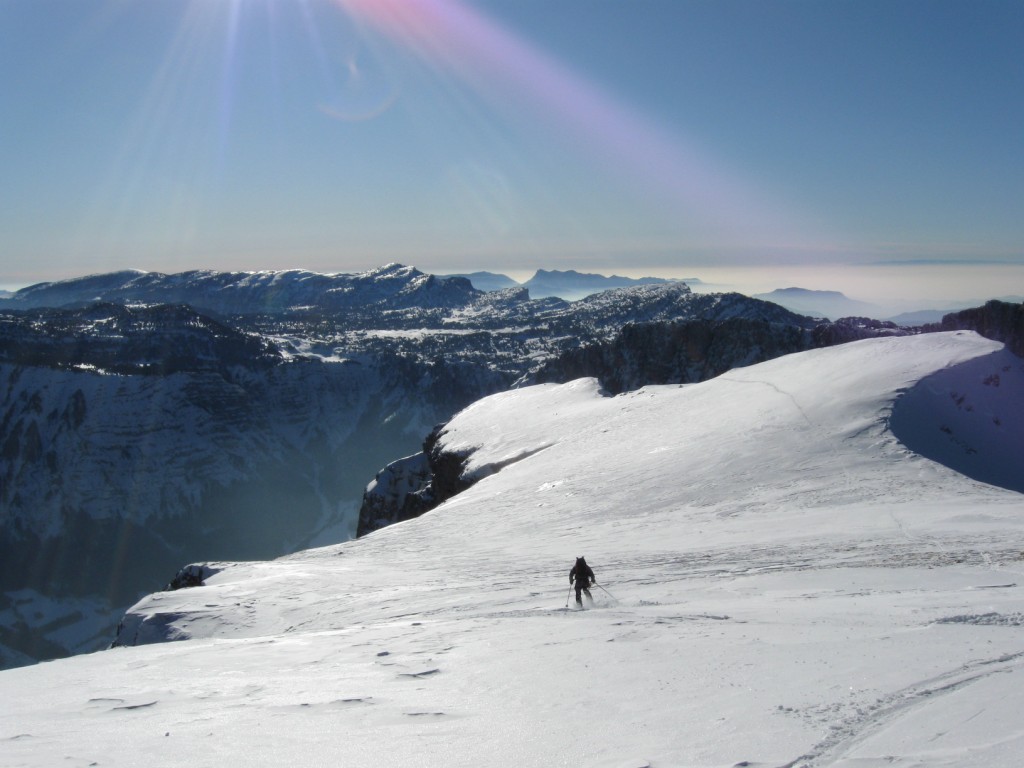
357, 427, 474, 537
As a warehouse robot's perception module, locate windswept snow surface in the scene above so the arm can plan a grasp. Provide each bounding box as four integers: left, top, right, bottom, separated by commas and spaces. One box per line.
3, 332, 1024, 767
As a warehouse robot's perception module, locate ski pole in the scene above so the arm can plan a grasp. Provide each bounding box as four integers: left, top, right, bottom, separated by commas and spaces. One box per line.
565, 585, 573, 608
595, 583, 618, 601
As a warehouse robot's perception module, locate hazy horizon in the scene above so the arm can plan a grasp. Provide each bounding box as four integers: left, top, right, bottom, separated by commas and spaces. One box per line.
3, 260, 1022, 317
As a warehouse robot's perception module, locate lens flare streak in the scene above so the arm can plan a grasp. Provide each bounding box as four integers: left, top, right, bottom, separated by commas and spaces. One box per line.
333, 0, 821, 250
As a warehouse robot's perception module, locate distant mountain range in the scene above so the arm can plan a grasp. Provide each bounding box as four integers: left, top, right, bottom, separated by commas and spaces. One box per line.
753, 286, 1024, 325
445, 268, 702, 301
6, 265, 479, 315
751, 287, 882, 319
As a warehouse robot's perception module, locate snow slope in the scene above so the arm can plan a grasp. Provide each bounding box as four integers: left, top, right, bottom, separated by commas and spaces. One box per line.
2, 332, 1023, 767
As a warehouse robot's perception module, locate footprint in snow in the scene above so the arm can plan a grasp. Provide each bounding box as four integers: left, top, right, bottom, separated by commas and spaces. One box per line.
398, 668, 440, 679
111, 701, 158, 712
86, 698, 125, 708
329, 698, 373, 708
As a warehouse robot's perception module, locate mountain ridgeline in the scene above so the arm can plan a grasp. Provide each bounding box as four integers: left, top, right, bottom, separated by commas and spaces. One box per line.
1, 264, 1020, 668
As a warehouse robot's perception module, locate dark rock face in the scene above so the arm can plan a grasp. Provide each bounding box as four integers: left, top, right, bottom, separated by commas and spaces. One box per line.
357, 452, 435, 537
164, 564, 220, 591
529, 316, 912, 395
931, 300, 1024, 358
357, 426, 474, 537
528, 318, 807, 394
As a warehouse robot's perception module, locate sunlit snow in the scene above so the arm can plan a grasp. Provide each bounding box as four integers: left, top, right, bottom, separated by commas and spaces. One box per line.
2, 332, 1023, 767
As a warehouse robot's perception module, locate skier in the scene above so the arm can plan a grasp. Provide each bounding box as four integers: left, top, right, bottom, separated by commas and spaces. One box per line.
569, 556, 595, 607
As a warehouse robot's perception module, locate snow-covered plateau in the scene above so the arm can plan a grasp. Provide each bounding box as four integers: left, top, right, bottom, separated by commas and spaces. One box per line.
2, 331, 1023, 767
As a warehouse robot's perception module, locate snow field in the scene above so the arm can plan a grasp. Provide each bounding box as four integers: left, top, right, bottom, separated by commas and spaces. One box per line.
2, 332, 1023, 767
4, 559, 1024, 767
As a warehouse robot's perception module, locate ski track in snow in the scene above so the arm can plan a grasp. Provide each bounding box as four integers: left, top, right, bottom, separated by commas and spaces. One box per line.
782, 650, 1024, 767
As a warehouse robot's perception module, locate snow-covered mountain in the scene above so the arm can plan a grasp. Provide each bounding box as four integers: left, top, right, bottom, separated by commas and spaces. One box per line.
1, 264, 701, 310
2, 264, 479, 315
1, 266, 831, 667
3, 331, 1022, 767
439, 268, 705, 300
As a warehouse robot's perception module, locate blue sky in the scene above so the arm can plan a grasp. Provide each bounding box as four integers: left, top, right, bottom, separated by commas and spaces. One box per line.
1, 0, 1022, 300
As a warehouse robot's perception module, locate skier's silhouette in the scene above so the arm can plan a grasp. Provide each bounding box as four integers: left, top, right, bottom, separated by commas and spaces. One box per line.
569, 556, 595, 607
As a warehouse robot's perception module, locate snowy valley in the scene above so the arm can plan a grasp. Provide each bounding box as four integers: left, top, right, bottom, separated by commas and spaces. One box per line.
2, 330, 1023, 767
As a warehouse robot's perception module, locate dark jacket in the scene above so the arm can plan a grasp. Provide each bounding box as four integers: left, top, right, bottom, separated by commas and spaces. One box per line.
569, 558, 595, 586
